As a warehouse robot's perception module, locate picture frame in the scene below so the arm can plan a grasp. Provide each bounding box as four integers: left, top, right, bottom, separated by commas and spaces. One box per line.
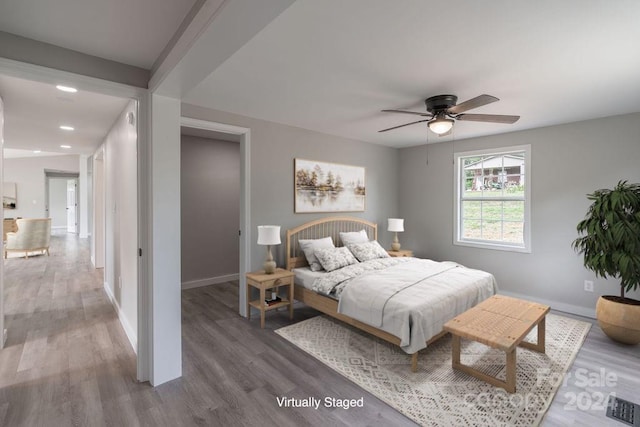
294, 158, 365, 213
3, 182, 17, 209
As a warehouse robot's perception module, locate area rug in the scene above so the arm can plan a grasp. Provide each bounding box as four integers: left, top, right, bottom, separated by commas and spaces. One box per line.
275, 314, 591, 427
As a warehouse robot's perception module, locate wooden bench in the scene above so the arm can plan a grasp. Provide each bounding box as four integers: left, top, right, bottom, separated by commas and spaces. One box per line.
443, 295, 550, 393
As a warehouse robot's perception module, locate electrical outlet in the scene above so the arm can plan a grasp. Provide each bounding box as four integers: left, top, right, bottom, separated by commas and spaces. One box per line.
584, 280, 594, 292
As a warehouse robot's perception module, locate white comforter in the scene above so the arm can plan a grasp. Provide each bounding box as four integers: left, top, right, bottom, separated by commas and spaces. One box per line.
314, 258, 497, 354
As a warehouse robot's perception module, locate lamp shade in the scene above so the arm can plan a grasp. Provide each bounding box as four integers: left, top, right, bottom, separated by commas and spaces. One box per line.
387, 218, 404, 232
257, 225, 281, 245
428, 117, 454, 135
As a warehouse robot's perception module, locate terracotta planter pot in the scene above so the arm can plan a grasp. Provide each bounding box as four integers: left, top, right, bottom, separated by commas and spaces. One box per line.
596, 295, 640, 345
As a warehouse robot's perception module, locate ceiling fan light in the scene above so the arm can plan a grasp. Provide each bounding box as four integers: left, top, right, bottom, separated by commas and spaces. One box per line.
428, 117, 454, 135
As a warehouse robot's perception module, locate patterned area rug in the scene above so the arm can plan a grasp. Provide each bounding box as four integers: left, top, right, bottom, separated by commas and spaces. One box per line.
275, 314, 590, 427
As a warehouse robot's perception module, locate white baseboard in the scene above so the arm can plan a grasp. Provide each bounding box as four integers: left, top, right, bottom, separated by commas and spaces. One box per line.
103, 281, 137, 353
182, 273, 239, 290
498, 290, 596, 319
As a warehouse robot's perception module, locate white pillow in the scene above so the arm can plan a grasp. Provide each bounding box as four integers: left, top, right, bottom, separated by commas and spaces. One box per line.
299, 237, 335, 271
348, 241, 390, 262
339, 229, 369, 246
314, 247, 359, 272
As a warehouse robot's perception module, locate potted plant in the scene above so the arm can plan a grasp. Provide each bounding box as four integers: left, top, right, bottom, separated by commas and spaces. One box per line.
572, 180, 640, 345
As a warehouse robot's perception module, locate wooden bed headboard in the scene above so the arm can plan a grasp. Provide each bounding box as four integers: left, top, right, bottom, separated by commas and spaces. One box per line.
286, 216, 377, 270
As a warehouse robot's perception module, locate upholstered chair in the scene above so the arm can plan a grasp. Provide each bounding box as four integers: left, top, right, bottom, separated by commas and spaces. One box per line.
4, 218, 51, 259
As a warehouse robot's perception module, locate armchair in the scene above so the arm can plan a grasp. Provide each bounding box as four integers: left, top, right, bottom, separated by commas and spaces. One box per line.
4, 218, 51, 259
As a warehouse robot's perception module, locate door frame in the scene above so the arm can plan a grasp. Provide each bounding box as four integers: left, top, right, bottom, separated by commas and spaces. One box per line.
66, 178, 78, 233
179, 117, 251, 317
0, 57, 150, 380
44, 172, 80, 233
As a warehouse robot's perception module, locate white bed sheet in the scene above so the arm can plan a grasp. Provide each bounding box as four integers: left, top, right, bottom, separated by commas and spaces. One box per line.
338, 259, 497, 354
292, 267, 326, 290
312, 258, 497, 354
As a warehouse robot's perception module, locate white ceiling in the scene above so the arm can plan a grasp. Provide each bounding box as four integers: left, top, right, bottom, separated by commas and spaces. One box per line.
0, 74, 130, 155
183, 0, 640, 148
1, 0, 639, 153
0, 0, 198, 69
0, 0, 195, 157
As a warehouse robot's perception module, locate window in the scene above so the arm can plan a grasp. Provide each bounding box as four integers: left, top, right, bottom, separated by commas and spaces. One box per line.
454, 145, 531, 252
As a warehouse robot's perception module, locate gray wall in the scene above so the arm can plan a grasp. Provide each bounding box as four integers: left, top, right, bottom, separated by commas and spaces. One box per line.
3, 154, 80, 219
0, 31, 149, 88
181, 103, 400, 272
399, 113, 640, 316
181, 134, 240, 284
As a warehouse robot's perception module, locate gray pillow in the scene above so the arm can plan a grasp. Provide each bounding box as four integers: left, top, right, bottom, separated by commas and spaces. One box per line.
339, 229, 369, 246
314, 247, 359, 272
348, 240, 390, 262
299, 237, 335, 271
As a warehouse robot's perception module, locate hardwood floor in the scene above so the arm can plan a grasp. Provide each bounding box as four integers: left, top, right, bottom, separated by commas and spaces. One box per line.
1, 233, 638, 426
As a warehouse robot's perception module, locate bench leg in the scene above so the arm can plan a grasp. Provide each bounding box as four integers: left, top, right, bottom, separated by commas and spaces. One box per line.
450, 334, 518, 393
518, 317, 546, 354
452, 334, 461, 367
505, 349, 516, 393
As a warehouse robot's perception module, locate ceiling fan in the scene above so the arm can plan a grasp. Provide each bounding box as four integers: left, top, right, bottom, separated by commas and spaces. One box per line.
379, 94, 520, 136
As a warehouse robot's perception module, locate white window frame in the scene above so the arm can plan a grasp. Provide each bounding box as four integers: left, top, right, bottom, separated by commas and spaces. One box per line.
454, 144, 531, 253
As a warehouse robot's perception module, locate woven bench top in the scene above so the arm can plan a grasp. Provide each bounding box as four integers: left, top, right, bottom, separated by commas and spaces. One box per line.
443, 295, 550, 352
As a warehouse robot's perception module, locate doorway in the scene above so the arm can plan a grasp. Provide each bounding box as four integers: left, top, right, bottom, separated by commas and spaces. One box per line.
0, 62, 148, 377
179, 117, 251, 317
45, 173, 79, 233
180, 129, 240, 289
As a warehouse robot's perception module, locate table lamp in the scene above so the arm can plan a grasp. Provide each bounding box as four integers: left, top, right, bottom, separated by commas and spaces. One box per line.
388, 218, 404, 251
257, 225, 281, 274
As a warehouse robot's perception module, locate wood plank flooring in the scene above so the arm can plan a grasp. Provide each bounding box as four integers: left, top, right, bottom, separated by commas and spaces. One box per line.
1, 233, 638, 426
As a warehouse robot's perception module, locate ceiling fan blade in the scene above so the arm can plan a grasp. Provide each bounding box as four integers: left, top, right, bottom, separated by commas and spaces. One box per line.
381, 109, 431, 117
378, 119, 430, 133
447, 94, 499, 114
456, 113, 520, 124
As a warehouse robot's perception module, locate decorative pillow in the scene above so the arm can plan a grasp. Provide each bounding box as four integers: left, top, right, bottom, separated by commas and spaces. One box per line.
339, 229, 369, 246
299, 237, 335, 271
314, 247, 359, 272
348, 240, 390, 262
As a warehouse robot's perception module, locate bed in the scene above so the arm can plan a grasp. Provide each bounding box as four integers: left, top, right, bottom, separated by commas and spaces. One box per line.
286, 216, 497, 371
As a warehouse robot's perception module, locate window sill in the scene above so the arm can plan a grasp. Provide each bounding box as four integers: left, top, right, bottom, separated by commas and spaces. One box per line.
454, 239, 531, 253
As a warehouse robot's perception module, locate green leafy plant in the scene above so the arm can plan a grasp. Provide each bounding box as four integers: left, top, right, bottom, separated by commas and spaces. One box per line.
572, 181, 640, 298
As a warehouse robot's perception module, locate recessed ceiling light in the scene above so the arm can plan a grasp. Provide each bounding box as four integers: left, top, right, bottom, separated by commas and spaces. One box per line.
33, 150, 42, 154
60, 145, 72, 149
56, 85, 77, 93
59, 125, 74, 131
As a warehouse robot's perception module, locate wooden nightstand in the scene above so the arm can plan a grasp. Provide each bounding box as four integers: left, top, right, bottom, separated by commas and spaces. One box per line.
246, 268, 295, 328
387, 249, 413, 257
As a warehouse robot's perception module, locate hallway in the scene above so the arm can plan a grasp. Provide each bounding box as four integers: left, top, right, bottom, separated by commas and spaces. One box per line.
0, 233, 142, 425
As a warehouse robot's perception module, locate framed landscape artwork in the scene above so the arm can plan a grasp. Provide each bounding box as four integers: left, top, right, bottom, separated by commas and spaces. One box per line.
294, 158, 365, 213
3, 182, 17, 209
